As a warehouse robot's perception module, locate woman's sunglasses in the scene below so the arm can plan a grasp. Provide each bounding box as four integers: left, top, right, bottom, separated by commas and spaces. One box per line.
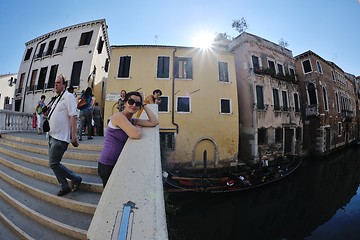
127, 98, 142, 107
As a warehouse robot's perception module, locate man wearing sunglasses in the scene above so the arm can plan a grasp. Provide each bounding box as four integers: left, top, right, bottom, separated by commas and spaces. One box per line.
98, 91, 159, 187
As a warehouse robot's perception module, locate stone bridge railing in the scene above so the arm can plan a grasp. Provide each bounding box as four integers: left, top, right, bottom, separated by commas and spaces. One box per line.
0, 110, 35, 133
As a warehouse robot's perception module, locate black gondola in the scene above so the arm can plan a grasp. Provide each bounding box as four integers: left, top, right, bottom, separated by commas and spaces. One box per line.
164, 155, 302, 193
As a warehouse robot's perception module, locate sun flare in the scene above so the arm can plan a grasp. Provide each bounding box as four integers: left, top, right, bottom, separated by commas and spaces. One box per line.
193, 31, 214, 49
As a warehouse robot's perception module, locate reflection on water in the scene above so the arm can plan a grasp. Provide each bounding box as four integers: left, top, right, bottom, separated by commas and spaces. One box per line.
166, 148, 360, 240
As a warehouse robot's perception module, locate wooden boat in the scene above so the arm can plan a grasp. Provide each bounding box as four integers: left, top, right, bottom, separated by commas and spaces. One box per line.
164, 155, 302, 193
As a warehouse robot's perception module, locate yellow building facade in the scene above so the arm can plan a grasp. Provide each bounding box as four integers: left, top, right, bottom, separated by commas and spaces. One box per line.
105, 45, 239, 167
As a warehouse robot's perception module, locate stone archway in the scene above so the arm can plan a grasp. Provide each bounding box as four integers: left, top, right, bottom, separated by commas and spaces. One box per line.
192, 137, 218, 167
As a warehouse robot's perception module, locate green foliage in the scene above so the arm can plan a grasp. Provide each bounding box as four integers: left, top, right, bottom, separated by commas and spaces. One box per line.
232, 17, 248, 33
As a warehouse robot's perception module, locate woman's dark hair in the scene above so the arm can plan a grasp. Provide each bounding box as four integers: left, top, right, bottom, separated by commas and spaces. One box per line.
125, 91, 143, 103
84, 87, 93, 97
153, 89, 162, 95
41, 95, 46, 100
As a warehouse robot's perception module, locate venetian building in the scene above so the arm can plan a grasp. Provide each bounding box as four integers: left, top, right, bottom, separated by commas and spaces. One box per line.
14, 19, 110, 114
105, 45, 239, 168
0, 73, 17, 110
228, 32, 303, 164
295, 51, 357, 156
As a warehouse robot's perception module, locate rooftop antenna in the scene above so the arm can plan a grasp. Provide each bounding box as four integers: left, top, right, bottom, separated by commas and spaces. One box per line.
154, 35, 158, 44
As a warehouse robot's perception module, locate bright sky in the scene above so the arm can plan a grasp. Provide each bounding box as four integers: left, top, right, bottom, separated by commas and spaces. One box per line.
1, 0, 359, 76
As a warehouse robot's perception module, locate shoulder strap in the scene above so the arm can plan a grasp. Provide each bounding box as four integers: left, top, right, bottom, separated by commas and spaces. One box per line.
48, 90, 66, 120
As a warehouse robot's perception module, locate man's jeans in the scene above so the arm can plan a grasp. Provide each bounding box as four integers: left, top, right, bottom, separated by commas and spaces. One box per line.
48, 136, 79, 189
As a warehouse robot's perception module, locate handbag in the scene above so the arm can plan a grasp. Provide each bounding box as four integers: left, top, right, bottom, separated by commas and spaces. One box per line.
43, 90, 65, 133
32, 113, 37, 128
77, 97, 88, 110
43, 119, 50, 132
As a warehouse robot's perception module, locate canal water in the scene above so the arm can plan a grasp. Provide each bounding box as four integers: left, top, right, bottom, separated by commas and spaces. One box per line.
166, 147, 360, 240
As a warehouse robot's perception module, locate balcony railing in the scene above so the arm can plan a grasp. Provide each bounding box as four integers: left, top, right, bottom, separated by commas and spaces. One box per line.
254, 68, 298, 84
305, 104, 319, 117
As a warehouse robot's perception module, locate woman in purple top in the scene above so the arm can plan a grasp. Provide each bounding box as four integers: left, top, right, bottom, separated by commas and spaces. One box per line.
98, 91, 158, 187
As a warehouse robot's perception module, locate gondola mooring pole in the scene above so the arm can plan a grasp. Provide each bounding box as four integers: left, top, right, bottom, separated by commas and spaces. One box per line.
203, 150, 207, 177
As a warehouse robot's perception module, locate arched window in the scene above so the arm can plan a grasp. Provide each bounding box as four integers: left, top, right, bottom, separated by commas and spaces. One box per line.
335, 92, 340, 112
322, 87, 328, 111
307, 83, 317, 105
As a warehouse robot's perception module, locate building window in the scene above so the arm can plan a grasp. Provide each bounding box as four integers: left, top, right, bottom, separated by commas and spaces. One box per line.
275, 128, 283, 143
24, 48, 33, 61
17, 73, 25, 94
97, 37, 104, 54
282, 91, 288, 111
36, 43, 46, 58
104, 58, 109, 73
79, 30, 93, 46
30, 69, 38, 91
307, 83, 317, 105
316, 60, 323, 74
4, 96, 10, 105
174, 57, 192, 79
37, 67, 47, 90
118, 56, 131, 78
296, 127, 302, 141
256, 85, 265, 110
323, 87, 328, 111
273, 88, 280, 111
294, 93, 300, 112
160, 132, 175, 151
338, 122, 342, 136
335, 92, 340, 112
70, 61, 83, 86
277, 63, 284, 75
157, 56, 170, 79
158, 96, 169, 112
45, 40, 56, 56
218, 62, 229, 82
302, 59, 312, 74
258, 128, 267, 145
220, 98, 231, 114
56, 37, 67, 53
177, 96, 190, 113
252, 55, 260, 72
331, 70, 335, 81
47, 65, 58, 89
289, 67, 295, 76
268, 59, 276, 74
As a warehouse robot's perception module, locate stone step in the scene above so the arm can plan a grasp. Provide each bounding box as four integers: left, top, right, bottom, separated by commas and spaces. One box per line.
0, 168, 98, 212
0, 177, 91, 230
0, 189, 87, 240
0, 212, 25, 240
0, 138, 100, 161
0, 154, 103, 193
0, 143, 98, 175
0, 196, 71, 240
0, 132, 106, 239
0, 133, 103, 151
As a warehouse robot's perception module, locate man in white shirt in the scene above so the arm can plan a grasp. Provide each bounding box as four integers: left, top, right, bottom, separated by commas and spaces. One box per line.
48, 74, 82, 196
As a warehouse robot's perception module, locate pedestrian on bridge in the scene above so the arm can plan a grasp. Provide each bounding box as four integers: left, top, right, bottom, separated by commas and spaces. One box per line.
98, 91, 159, 187
47, 74, 82, 196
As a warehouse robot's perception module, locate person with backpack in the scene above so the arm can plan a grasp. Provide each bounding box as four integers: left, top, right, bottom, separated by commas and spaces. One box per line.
78, 87, 95, 141
35, 95, 46, 134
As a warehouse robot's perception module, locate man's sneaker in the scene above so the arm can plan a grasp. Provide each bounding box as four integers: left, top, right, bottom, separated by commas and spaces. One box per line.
57, 187, 71, 196
71, 177, 82, 192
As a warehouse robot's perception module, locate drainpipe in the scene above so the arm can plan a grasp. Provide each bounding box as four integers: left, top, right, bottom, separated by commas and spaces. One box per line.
21, 35, 50, 112
172, 48, 179, 133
